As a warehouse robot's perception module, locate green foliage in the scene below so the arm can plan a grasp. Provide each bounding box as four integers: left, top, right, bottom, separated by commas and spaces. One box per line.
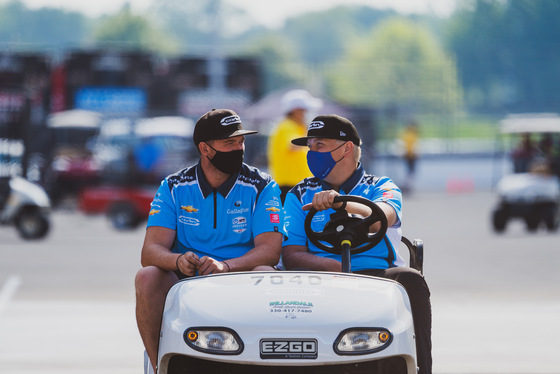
92, 5, 179, 53
6, 0, 560, 132
281, 6, 398, 66
417, 114, 500, 139
241, 32, 308, 92
150, 0, 260, 53
446, 0, 560, 112
327, 18, 463, 116
0, 0, 88, 49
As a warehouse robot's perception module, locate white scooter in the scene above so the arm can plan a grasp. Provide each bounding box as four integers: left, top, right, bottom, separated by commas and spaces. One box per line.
0, 176, 51, 239
146, 195, 423, 374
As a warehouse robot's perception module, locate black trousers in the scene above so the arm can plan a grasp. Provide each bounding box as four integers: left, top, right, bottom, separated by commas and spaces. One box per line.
356, 267, 432, 374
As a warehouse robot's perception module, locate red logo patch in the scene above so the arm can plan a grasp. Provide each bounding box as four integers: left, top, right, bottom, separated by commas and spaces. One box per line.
270, 214, 280, 223
382, 191, 393, 199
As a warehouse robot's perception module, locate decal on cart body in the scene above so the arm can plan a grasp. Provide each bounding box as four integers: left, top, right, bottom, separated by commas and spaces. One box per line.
268, 300, 314, 319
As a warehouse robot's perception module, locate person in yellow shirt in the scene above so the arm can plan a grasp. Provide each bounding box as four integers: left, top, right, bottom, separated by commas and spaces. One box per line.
401, 120, 419, 192
268, 89, 322, 202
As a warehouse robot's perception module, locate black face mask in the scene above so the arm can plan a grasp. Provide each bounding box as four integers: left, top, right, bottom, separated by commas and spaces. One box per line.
207, 145, 244, 174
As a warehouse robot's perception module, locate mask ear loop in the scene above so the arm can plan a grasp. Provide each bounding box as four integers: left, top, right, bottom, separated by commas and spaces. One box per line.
332, 141, 349, 163
206, 143, 219, 153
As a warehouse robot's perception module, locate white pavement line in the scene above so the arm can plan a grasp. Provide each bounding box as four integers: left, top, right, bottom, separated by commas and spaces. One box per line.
0, 275, 22, 316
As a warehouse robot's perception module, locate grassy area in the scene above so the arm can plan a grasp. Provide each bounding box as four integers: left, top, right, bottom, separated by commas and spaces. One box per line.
418, 114, 502, 139
377, 114, 503, 141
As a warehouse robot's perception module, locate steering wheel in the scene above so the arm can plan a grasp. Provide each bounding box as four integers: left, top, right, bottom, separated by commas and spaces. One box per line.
304, 195, 388, 255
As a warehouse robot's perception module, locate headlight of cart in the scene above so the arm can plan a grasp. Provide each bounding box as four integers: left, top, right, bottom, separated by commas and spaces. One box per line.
334, 328, 392, 355
184, 327, 243, 355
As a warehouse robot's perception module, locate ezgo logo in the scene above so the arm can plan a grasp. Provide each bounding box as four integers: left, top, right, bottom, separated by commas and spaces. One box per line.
260, 339, 318, 359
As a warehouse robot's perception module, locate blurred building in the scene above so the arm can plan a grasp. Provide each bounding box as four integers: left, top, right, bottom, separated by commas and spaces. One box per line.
51, 50, 261, 120
51, 50, 157, 117
166, 56, 261, 118
0, 52, 50, 178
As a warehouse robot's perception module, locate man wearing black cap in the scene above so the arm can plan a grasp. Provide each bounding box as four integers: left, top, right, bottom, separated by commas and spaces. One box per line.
282, 114, 432, 374
135, 109, 285, 373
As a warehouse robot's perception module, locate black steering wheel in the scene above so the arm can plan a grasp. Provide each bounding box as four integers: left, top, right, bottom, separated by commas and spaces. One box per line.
304, 195, 388, 256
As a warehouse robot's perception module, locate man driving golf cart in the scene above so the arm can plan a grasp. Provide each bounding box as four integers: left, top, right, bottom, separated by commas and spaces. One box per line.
282, 114, 432, 374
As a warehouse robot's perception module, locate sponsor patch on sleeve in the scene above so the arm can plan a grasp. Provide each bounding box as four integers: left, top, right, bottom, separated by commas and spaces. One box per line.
382, 191, 394, 199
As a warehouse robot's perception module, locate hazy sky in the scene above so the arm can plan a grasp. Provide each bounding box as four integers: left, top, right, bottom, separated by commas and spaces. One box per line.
14, 0, 456, 27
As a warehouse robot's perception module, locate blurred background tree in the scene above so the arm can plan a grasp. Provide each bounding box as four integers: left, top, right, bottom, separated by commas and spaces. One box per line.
92, 4, 179, 53
280, 6, 399, 67
2, 0, 560, 140
328, 17, 462, 116
150, 0, 259, 53
446, 0, 560, 113
241, 32, 307, 93
0, 0, 88, 50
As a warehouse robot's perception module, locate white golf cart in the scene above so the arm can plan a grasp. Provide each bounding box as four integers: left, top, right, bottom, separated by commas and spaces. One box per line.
146, 195, 423, 374
492, 114, 560, 233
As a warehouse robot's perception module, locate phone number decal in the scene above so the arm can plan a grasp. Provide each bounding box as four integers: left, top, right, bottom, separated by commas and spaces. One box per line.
268, 300, 314, 319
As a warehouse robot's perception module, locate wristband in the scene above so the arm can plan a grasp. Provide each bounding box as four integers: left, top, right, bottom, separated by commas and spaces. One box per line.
222, 261, 230, 272
176, 253, 184, 271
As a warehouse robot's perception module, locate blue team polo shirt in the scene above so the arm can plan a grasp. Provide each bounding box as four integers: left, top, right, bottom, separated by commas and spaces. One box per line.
147, 162, 285, 261
283, 164, 404, 271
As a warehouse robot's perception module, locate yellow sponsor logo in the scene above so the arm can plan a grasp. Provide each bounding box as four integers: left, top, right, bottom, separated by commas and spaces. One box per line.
266, 207, 281, 212
149, 209, 160, 216
181, 205, 199, 213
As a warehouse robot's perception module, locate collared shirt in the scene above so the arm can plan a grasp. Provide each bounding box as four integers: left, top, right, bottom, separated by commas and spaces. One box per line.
283, 164, 404, 271
268, 117, 312, 186
147, 161, 285, 261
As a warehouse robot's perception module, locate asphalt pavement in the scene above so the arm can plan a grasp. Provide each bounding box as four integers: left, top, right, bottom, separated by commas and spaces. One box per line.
0, 185, 559, 373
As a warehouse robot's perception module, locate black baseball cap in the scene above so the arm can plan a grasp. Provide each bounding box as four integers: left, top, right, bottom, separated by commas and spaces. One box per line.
193, 109, 257, 147
291, 114, 362, 146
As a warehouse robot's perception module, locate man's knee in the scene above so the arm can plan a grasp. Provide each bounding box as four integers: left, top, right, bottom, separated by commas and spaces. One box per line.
389, 268, 430, 297
135, 266, 177, 297
135, 266, 161, 288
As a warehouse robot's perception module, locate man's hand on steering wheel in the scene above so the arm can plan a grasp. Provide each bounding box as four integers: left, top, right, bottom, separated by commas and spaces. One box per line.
304, 190, 389, 231
304, 195, 389, 256
302, 190, 344, 212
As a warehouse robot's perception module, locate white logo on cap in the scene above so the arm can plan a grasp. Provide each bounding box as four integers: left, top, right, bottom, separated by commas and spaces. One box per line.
221, 115, 241, 126
340, 131, 346, 137
309, 121, 324, 130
